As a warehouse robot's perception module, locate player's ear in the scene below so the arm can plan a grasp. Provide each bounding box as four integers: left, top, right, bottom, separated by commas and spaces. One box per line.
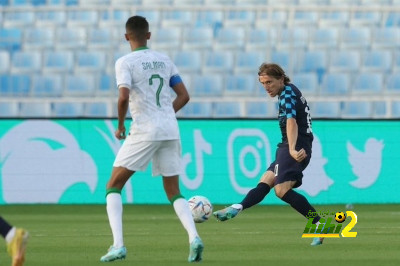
125, 33, 129, 41
147, 32, 151, 40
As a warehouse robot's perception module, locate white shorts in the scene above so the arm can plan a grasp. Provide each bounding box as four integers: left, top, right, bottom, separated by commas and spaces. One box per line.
113, 138, 182, 177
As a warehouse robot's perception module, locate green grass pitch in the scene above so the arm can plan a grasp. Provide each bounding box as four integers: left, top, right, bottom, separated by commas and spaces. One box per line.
1, 204, 399, 266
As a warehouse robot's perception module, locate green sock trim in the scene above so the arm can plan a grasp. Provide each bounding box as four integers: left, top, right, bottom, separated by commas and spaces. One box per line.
106, 188, 121, 197
170, 194, 184, 204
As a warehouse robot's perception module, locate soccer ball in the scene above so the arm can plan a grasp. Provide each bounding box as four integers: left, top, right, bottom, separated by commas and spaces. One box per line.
335, 212, 346, 223
188, 195, 213, 223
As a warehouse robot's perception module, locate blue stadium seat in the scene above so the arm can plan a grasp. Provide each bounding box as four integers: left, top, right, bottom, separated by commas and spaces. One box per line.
202, 51, 234, 74
192, 75, 223, 97
161, 10, 193, 27
173, 50, 202, 73
56, 27, 87, 49
224, 74, 256, 96
182, 27, 213, 50
36, 11, 66, 26
267, 0, 297, 5
235, 0, 268, 5
234, 51, 266, 74
224, 10, 256, 27
292, 72, 319, 95
296, 51, 327, 82
245, 101, 277, 118
76, 51, 106, 72
20, 102, 51, 117
65, 74, 96, 96
213, 102, 241, 117
204, 0, 235, 4
270, 50, 294, 74
291, 10, 319, 27
173, 0, 206, 5
0, 51, 10, 73
53, 102, 84, 117
386, 73, 400, 94
135, 10, 161, 27
4, 11, 34, 27
245, 28, 276, 51
277, 28, 309, 50
79, 0, 111, 5
372, 101, 387, 118
341, 101, 371, 118
67, 10, 98, 26
309, 28, 339, 50
352, 73, 383, 94
340, 28, 371, 50
43, 51, 74, 73
88, 28, 115, 49
194, 10, 223, 30
361, 0, 392, 5
298, 0, 329, 4
392, 101, 400, 118
385, 12, 400, 27
24, 28, 54, 50
32, 75, 63, 97
0, 28, 22, 51
349, 11, 381, 27
142, 0, 172, 4
361, 50, 392, 72
395, 52, 400, 72
0, 102, 19, 117
98, 74, 116, 96
0, 74, 30, 96
99, 10, 130, 27
150, 28, 181, 51
320, 73, 350, 95
311, 101, 341, 118
11, 51, 41, 73
329, 50, 360, 73
178, 102, 212, 117
213, 28, 245, 50
371, 28, 400, 49
318, 11, 350, 27
255, 10, 287, 28
84, 102, 109, 117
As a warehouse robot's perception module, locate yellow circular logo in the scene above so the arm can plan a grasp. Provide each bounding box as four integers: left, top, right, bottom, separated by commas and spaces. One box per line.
335, 212, 346, 223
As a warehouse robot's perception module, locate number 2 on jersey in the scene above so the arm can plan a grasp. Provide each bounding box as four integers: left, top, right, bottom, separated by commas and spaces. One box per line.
149, 74, 164, 107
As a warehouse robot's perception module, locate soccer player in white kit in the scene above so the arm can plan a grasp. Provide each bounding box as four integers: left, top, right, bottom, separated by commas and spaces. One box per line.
100, 16, 203, 263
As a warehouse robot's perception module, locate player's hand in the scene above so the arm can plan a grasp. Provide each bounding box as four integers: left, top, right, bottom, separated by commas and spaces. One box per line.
290, 148, 307, 162
115, 127, 126, 140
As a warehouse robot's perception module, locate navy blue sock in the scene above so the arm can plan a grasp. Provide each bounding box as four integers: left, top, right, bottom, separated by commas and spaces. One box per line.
0, 217, 12, 239
240, 182, 271, 210
281, 189, 320, 223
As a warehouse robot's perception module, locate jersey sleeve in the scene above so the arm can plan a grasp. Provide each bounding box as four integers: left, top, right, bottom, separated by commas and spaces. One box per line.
282, 86, 297, 119
115, 58, 131, 90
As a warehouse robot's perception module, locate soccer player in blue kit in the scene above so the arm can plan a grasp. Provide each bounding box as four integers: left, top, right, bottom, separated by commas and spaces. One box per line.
213, 63, 324, 246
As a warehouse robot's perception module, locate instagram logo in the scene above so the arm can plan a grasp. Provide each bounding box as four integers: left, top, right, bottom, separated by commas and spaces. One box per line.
227, 129, 272, 195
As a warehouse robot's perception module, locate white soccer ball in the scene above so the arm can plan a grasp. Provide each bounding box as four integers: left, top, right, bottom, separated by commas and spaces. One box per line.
188, 195, 213, 223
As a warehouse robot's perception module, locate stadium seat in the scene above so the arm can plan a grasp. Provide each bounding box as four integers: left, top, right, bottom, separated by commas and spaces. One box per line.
352, 73, 383, 94
182, 27, 213, 51
329, 50, 360, 73
235, 0, 268, 5
245, 101, 277, 118
361, 50, 392, 72
67, 10, 98, 26
150, 28, 181, 51
340, 28, 371, 50
245, 28, 277, 51
213, 102, 242, 117
4, 11, 34, 27
192, 75, 223, 97
311, 101, 341, 118
0, 51, 10, 73
20, 102, 52, 117
318, 11, 350, 27
194, 10, 223, 30
98, 74, 116, 96
204, 0, 235, 4
173, 50, 202, 73
173, 0, 206, 5
76, 51, 106, 72
0, 102, 19, 117
84, 102, 109, 117
271, 50, 294, 75
298, 0, 330, 4
52, 102, 84, 117
87, 28, 115, 49
202, 51, 234, 74
161, 10, 193, 27
385, 12, 400, 27
43, 51, 74, 73
371, 28, 400, 49
213, 28, 245, 50
296, 51, 327, 82
142, 0, 172, 4
290, 10, 319, 27
56, 27, 87, 50
224, 74, 257, 96
99, 10, 130, 27
79, 0, 111, 5
64, 74, 96, 96
135, 10, 161, 27
341, 101, 371, 118
350, 11, 381, 27
224, 10, 256, 27
0, 28, 22, 51
36, 11, 66, 27
11, 51, 41, 73
392, 101, 400, 118
386, 73, 400, 94
320, 73, 350, 95
24, 28, 54, 50
0, 74, 30, 96
233, 51, 266, 74
267, 0, 298, 5
178, 102, 212, 117
361, 0, 392, 5
292, 72, 319, 96
32, 75, 63, 97
309, 28, 339, 50
276, 28, 309, 50
394, 52, 400, 72
372, 101, 387, 118
255, 10, 287, 28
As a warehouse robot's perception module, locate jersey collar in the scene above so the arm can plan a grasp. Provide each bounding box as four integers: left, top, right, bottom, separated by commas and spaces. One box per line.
133, 46, 149, 52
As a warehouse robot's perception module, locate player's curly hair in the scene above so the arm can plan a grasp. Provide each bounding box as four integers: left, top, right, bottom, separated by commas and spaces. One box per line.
258, 63, 291, 84
125, 15, 149, 41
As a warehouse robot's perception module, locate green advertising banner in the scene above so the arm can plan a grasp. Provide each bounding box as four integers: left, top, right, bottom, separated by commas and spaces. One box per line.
0, 119, 399, 205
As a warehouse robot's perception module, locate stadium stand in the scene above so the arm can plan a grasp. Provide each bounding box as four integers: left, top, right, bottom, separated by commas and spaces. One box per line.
0, 2, 399, 118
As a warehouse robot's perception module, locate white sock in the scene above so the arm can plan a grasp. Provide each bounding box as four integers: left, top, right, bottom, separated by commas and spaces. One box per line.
173, 198, 199, 243
231, 204, 243, 211
5, 227, 16, 244
106, 193, 124, 248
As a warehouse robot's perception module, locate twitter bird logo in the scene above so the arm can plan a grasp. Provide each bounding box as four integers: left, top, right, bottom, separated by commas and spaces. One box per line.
347, 138, 384, 189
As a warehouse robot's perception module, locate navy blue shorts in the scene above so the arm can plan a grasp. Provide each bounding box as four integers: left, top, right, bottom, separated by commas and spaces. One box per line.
267, 143, 312, 188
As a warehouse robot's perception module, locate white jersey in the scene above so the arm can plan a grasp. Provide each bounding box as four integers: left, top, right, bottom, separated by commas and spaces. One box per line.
115, 47, 180, 141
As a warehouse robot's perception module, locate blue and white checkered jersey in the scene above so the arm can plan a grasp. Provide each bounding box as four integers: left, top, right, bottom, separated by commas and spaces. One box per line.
278, 84, 313, 145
